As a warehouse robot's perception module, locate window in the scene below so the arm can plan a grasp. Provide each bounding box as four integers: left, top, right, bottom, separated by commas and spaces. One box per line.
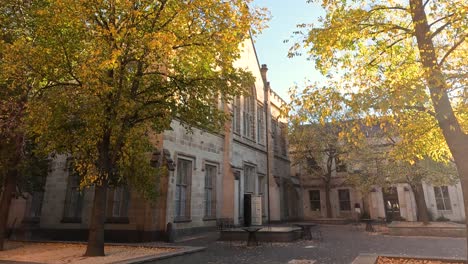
25, 192, 44, 219
338, 189, 351, 211
109, 187, 130, 217
279, 122, 287, 156
243, 88, 255, 139
271, 118, 279, 154
63, 161, 83, 220
257, 104, 265, 144
309, 190, 321, 211
336, 157, 347, 172
175, 158, 192, 220
232, 96, 241, 134
258, 175, 266, 215
434, 186, 452, 211
204, 164, 217, 218
244, 165, 256, 193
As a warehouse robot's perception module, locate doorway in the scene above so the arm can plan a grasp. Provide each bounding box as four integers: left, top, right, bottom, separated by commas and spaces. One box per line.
383, 187, 401, 222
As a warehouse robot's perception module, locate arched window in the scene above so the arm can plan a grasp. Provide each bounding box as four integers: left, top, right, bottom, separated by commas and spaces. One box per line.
243, 87, 256, 139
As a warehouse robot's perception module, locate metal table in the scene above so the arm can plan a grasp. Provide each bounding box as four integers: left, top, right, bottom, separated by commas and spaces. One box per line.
361, 219, 375, 232
241, 227, 263, 246
294, 223, 318, 240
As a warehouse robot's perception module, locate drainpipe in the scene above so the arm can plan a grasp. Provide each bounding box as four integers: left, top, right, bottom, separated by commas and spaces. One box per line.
260, 64, 271, 224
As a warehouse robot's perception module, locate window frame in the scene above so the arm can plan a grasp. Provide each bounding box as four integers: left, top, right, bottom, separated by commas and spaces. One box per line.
434, 186, 452, 211
204, 164, 217, 219
257, 103, 265, 145
62, 159, 83, 223
175, 158, 193, 221
309, 190, 321, 212
338, 189, 351, 211
244, 165, 256, 194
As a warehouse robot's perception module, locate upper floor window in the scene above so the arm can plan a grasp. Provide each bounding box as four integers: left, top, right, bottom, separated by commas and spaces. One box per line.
279, 122, 287, 156
271, 118, 279, 154
257, 104, 265, 145
243, 87, 256, 140
434, 186, 452, 211
232, 96, 241, 134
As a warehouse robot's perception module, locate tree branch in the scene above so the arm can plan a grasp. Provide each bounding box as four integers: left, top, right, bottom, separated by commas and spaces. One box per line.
428, 13, 454, 28
438, 35, 466, 66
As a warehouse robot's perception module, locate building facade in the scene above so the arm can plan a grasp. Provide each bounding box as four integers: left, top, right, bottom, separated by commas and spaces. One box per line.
293, 125, 465, 223
7, 38, 299, 241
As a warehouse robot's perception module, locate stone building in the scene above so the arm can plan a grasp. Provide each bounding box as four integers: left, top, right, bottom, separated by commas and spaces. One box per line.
292, 125, 465, 223
6, 38, 299, 241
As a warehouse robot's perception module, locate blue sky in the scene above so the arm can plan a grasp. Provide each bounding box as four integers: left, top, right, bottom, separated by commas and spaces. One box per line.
251, 0, 325, 102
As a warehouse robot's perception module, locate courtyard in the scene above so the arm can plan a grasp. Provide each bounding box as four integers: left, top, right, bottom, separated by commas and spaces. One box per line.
0, 224, 465, 263
170, 225, 466, 264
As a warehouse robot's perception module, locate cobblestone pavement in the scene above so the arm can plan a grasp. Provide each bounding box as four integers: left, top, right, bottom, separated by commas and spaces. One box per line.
169, 225, 466, 264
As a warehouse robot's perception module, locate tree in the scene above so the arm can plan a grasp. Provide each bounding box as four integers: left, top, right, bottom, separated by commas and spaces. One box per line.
290, 0, 467, 251
0, 0, 48, 251
24, 0, 267, 256
345, 127, 458, 224
289, 86, 350, 218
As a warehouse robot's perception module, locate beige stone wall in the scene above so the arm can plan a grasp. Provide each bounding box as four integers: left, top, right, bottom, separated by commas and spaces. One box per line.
163, 121, 225, 230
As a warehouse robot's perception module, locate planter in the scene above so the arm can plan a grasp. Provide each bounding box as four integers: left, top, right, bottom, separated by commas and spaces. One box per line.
352, 254, 466, 264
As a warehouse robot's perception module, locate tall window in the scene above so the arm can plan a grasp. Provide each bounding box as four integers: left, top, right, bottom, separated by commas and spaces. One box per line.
108, 187, 130, 218
63, 162, 83, 220
175, 158, 192, 220
204, 164, 217, 218
258, 175, 266, 215
338, 189, 351, 211
309, 190, 321, 211
434, 186, 452, 211
257, 104, 265, 145
279, 122, 287, 156
232, 96, 241, 134
271, 118, 279, 154
244, 165, 255, 193
26, 192, 44, 219
243, 88, 255, 139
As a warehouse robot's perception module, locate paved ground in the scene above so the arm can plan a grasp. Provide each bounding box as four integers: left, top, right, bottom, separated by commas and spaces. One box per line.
168, 225, 466, 264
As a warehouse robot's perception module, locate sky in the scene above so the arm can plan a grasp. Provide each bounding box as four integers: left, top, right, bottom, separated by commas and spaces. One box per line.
251, 0, 325, 102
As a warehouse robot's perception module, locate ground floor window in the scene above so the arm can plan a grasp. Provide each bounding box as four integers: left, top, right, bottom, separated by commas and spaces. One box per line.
107, 187, 130, 218
175, 158, 192, 220
338, 189, 351, 211
204, 164, 217, 218
309, 190, 321, 211
63, 163, 83, 220
434, 186, 452, 211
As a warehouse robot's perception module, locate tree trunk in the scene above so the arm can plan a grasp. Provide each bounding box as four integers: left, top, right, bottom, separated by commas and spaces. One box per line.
0, 168, 17, 251
324, 182, 332, 218
409, 0, 468, 257
411, 183, 430, 225
84, 183, 108, 256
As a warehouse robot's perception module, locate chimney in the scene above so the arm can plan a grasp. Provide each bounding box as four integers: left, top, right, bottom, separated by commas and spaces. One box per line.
260, 64, 268, 83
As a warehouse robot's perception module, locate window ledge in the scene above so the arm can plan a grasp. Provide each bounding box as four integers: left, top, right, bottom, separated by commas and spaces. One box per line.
22, 217, 40, 224
105, 217, 130, 224
174, 218, 192, 223
61, 217, 82, 223
203, 217, 217, 221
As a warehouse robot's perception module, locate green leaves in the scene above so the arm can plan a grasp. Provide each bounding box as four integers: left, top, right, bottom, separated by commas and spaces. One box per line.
16, 0, 267, 195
